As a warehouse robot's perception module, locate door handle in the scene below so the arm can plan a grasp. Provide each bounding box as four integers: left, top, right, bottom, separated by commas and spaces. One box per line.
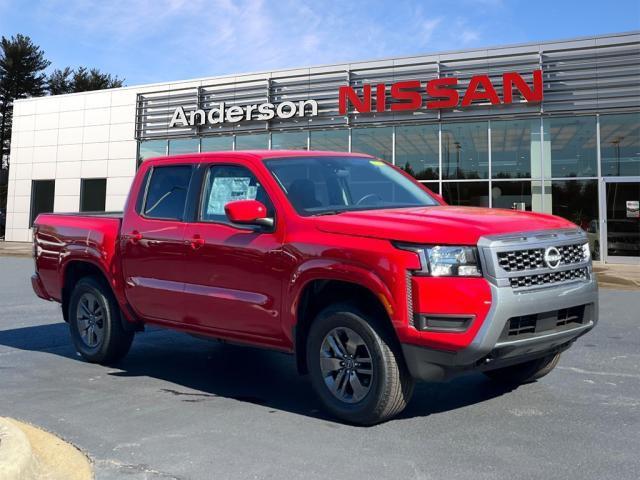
127, 231, 143, 243
189, 234, 205, 250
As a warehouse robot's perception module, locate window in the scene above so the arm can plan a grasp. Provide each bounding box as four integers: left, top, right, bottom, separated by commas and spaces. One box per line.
168, 138, 199, 155
30, 180, 55, 226
351, 127, 393, 162
491, 181, 542, 211
138, 140, 167, 163
235, 133, 268, 150
143, 166, 192, 220
80, 179, 106, 212
442, 122, 489, 179
265, 156, 438, 216
599, 113, 640, 177
201, 165, 273, 223
310, 129, 348, 151
395, 125, 439, 180
442, 182, 489, 207
201, 136, 233, 152
271, 131, 308, 150
545, 179, 599, 260
491, 119, 540, 179
544, 116, 597, 178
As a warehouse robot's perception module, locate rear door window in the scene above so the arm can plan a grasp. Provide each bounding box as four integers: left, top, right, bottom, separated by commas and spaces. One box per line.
143, 165, 192, 220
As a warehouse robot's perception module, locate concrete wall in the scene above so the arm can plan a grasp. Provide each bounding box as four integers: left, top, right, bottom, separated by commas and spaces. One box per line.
5, 89, 138, 241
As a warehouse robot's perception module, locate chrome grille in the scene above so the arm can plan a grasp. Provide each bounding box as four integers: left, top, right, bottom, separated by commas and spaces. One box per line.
497, 243, 586, 272
509, 267, 589, 289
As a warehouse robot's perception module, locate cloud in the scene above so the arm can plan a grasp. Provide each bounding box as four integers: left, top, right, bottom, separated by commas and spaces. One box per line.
24, 0, 493, 84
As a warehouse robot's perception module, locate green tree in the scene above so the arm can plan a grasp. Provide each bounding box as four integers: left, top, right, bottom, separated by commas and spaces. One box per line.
0, 34, 50, 170
47, 66, 124, 94
47, 67, 74, 95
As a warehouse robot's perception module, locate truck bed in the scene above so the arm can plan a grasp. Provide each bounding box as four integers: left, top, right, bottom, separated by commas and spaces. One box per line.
33, 212, 124, 302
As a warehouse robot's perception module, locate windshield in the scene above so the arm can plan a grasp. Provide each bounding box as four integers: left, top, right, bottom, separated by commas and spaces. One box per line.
264, 156, 438, 216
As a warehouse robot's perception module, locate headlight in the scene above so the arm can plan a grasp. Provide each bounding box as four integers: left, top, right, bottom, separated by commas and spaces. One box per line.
582, 242, 591, 261
397, 244, 482, 277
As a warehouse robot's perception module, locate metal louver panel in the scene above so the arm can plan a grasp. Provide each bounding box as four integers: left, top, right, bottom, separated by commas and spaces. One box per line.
136, 32, 639, 140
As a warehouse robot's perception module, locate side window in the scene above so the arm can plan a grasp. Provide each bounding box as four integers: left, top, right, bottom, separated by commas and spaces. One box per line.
201, 165, 274, 223
143, 165, 192, 220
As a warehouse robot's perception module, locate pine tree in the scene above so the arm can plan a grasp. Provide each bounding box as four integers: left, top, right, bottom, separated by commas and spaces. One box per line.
0, 34, 50, 169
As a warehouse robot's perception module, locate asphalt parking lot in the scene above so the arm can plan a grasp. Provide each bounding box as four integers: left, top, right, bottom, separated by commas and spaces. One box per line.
1, 256, 639, 480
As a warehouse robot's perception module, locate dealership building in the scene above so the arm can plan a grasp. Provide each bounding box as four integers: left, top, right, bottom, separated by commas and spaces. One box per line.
4, 31, 639, 263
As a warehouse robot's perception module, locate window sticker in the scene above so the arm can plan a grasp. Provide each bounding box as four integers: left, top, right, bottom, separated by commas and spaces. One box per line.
207, 177, 257, 215
369, 160, 385, 166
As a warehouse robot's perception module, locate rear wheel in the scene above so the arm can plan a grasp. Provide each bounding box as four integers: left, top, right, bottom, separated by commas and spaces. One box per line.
68, 276, 134, 364
306, 303, 414, 425
484, 353, 561, 384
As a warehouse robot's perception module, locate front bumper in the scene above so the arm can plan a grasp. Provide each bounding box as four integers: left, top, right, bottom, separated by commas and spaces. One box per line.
31, 273, 51, 300
401, 278, 598, 381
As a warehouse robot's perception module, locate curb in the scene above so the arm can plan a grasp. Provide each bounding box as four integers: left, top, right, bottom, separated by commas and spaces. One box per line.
0, 418, 36, 480
0, 417, 93, 480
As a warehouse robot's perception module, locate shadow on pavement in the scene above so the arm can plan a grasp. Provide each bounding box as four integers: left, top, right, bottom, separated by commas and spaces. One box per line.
0, 323, 516, 424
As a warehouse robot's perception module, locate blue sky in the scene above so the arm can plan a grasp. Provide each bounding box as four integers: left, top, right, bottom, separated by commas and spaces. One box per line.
1, 0, 639, 86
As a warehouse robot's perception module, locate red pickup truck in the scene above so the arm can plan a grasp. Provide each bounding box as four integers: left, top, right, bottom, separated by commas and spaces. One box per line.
32, 151, 598, 424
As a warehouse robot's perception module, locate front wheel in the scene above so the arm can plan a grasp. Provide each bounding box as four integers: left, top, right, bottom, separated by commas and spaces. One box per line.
484, 353, 561, 385
306, 304, 415, 425
68, 276, 134, 364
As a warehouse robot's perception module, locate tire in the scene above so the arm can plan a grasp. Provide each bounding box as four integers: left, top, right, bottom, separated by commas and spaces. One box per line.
68, 276, 134, 364
484, 353, 561, 385
306, 303, 415, 425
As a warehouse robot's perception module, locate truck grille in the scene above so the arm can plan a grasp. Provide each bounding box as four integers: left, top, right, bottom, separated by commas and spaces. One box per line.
509, 267, 589, 289
497, 243, 586, 272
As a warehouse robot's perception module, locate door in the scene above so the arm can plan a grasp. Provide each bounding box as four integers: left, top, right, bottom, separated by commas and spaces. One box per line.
603, 178, 640, 264
121, 164, 193, 322
182, 163, 285, 341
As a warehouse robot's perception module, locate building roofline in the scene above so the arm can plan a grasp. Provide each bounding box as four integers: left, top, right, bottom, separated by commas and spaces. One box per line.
14, 30, 640, 103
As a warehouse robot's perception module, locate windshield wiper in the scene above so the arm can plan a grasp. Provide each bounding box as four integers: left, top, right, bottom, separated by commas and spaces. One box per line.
311, 210, 348, 216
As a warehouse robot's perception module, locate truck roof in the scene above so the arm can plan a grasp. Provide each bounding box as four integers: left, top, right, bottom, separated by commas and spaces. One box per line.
143, 150, 374, 166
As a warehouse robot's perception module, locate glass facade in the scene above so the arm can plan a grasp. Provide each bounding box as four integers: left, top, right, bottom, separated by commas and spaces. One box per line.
235, 133, 269, 150
600, 113, 640, 177
201, 136, 233, 152
271, 131, 308, 150
138, 139, 167, 162
544, 116, 598, 178
351, 127, 393, 162
395, 125, 439, 180
491, 119, 539, 179
137, 112, 639, 262
310, 129, 348, 151
168, 138, 199, 155
442, 122, 488, 179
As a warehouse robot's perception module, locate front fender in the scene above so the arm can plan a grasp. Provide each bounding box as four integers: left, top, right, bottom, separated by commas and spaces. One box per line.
282, 258, 399, 345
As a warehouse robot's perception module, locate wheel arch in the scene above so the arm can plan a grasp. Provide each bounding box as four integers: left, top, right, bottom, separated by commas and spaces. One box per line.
293, 277, 401, 375
61, 260, 140, 332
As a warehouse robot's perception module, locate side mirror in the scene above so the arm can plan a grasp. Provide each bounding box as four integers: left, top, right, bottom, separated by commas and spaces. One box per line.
224, 200, 274, 228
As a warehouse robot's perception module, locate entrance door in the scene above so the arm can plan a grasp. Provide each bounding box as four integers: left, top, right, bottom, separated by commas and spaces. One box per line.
603, 178, 640, 264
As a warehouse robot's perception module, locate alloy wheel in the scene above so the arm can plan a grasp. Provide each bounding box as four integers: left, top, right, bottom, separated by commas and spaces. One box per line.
76, 292, 105, 348
319, 327, 373, 403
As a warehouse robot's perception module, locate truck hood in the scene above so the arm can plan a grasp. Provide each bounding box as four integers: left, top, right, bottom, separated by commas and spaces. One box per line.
313, 206, 578, 245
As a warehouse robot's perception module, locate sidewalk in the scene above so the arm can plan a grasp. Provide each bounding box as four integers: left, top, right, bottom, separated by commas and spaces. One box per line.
0, 241, 32, 257
0, 240, 638, 288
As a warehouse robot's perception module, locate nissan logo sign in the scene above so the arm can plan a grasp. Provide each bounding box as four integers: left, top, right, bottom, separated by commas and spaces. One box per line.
544, 247, 562, 269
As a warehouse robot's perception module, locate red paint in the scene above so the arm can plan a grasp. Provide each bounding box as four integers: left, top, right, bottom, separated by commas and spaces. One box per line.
338, 70, 543, 114
425, 77, 459, 109
224, 200, 268, 224
32, 150, 575, 355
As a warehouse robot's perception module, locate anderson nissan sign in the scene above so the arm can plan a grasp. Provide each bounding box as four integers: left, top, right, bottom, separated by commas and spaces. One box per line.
169, 70, 542, 128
